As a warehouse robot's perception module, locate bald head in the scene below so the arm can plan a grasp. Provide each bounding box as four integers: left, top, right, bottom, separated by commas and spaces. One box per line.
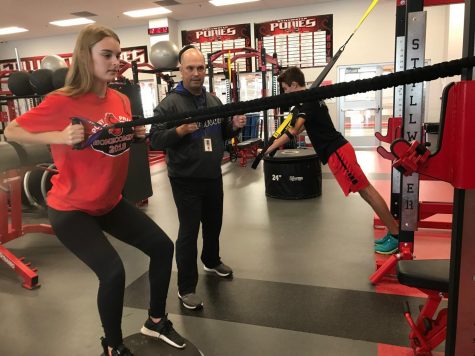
180, 47, 205, 66
179, 48, 206, 95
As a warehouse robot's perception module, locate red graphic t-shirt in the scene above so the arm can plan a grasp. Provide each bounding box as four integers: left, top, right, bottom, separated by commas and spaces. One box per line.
15, 89, 134, 215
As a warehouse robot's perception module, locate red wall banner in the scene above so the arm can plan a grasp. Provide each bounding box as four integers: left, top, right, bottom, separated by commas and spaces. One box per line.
254, 15, 333, 68
182, 24, 251, 46
182, 24, 252, 72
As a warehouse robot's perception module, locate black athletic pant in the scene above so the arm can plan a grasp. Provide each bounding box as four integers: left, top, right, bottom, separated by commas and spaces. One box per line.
48, 199, 173, 348
170, 177, 223, 295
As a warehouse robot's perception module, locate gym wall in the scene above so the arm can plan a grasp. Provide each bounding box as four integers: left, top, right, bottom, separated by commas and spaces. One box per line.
178, 1, 457, 125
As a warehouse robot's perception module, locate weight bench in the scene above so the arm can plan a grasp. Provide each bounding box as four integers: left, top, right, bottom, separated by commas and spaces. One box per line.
397, 259, 449, 356
235, 138, 262, 167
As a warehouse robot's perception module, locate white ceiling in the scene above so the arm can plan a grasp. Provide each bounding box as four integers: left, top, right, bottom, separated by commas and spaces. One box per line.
0, 0, 335, 42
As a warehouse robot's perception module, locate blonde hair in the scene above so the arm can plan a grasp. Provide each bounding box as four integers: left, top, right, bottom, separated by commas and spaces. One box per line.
59, 24, 120, 97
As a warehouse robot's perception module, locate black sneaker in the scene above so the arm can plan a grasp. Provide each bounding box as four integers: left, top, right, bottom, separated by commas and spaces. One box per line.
100, 337, 134, 356
140, 314, 186, 349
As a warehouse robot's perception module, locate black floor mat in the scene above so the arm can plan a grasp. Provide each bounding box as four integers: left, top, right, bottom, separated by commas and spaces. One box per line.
124, 272, 442, 347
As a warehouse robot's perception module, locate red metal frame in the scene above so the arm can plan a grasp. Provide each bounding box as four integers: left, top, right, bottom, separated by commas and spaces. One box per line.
374, 116, 454, 232
207, 43, 278, 156
373, 201, 453, 231
404, 289, 448, 355
369, 243, 413, 284
0, 70, 17, 121
208, 44, 279, 73
400, 0, 464, 6
424, 0, 464, 6
373, 82, 474, 283
117, 60, 174, 84
375, 117, 402, 160
387, 81, 475, 189
118, 59, 149, 76
0, 169, 54, 289
418, 201, 452, 226
371, 83, 475, 284
209, 48, 257, 69
375, 117, 402, 145
234, 138, 262, 167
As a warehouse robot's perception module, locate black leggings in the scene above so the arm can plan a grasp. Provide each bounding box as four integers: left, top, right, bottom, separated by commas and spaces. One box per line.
48, 199, 173, 348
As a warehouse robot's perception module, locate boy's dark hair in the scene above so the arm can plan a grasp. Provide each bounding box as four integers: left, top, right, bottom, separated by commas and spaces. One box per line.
277, 67, 306, 87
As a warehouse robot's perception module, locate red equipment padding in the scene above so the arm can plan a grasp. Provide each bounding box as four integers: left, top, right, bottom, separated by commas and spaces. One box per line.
390, 81, 475, 189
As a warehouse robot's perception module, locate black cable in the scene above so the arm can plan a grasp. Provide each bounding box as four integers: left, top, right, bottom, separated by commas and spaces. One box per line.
114, 56, 475, 130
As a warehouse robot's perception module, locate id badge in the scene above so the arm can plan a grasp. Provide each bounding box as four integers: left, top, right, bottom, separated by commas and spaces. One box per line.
203, 137, 213, 152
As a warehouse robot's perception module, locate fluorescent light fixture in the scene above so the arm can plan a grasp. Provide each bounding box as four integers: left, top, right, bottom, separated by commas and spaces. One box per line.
123, 7, 171, 18
0, 27, 28, 35
49, 18, 95, 27
209, 0, 259, 6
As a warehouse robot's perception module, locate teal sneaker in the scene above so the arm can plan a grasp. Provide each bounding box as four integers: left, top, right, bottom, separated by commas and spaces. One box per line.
374, 232, 393, 245
374, 235, 399, 255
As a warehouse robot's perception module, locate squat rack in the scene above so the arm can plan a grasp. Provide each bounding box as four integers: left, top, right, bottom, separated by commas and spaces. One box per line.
206, 41, 280, 145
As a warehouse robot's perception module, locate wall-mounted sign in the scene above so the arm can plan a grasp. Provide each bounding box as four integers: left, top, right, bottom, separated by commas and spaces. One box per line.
254, 15, 333, 68
148, 27, 169, 35
182, 24, 252, 72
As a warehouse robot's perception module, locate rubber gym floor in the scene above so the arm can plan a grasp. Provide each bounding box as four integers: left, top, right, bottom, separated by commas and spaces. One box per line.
0, 148, 451, 356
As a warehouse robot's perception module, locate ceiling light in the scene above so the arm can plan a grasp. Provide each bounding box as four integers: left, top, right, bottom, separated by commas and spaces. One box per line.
0, 27, 28, 35
49, 18, 95, 27
209, 0, 259, 6
123, 7, 172, 18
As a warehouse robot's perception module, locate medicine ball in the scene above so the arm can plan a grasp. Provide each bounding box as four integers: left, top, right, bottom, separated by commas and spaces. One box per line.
8, 71, 35, 96
40, 55, 67, 71
150, 41, 179, 70
30, 69, 54, 95
52, 67, 69, 89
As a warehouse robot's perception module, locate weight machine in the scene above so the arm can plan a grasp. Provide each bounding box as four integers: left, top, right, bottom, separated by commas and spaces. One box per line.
371, 1, 475, 355
206, 42, 280, 166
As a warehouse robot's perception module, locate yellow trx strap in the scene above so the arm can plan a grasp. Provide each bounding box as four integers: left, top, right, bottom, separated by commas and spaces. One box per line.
227, 50, 232, 76
355, 0, 379, 32
272, 112, 294, 139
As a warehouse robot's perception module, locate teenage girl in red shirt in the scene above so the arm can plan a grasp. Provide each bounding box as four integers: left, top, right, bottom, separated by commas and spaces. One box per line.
5, 24, 187, 356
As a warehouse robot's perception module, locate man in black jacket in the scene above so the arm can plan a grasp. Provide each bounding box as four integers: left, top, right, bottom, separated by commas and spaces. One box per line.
149, 46, 246, 310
